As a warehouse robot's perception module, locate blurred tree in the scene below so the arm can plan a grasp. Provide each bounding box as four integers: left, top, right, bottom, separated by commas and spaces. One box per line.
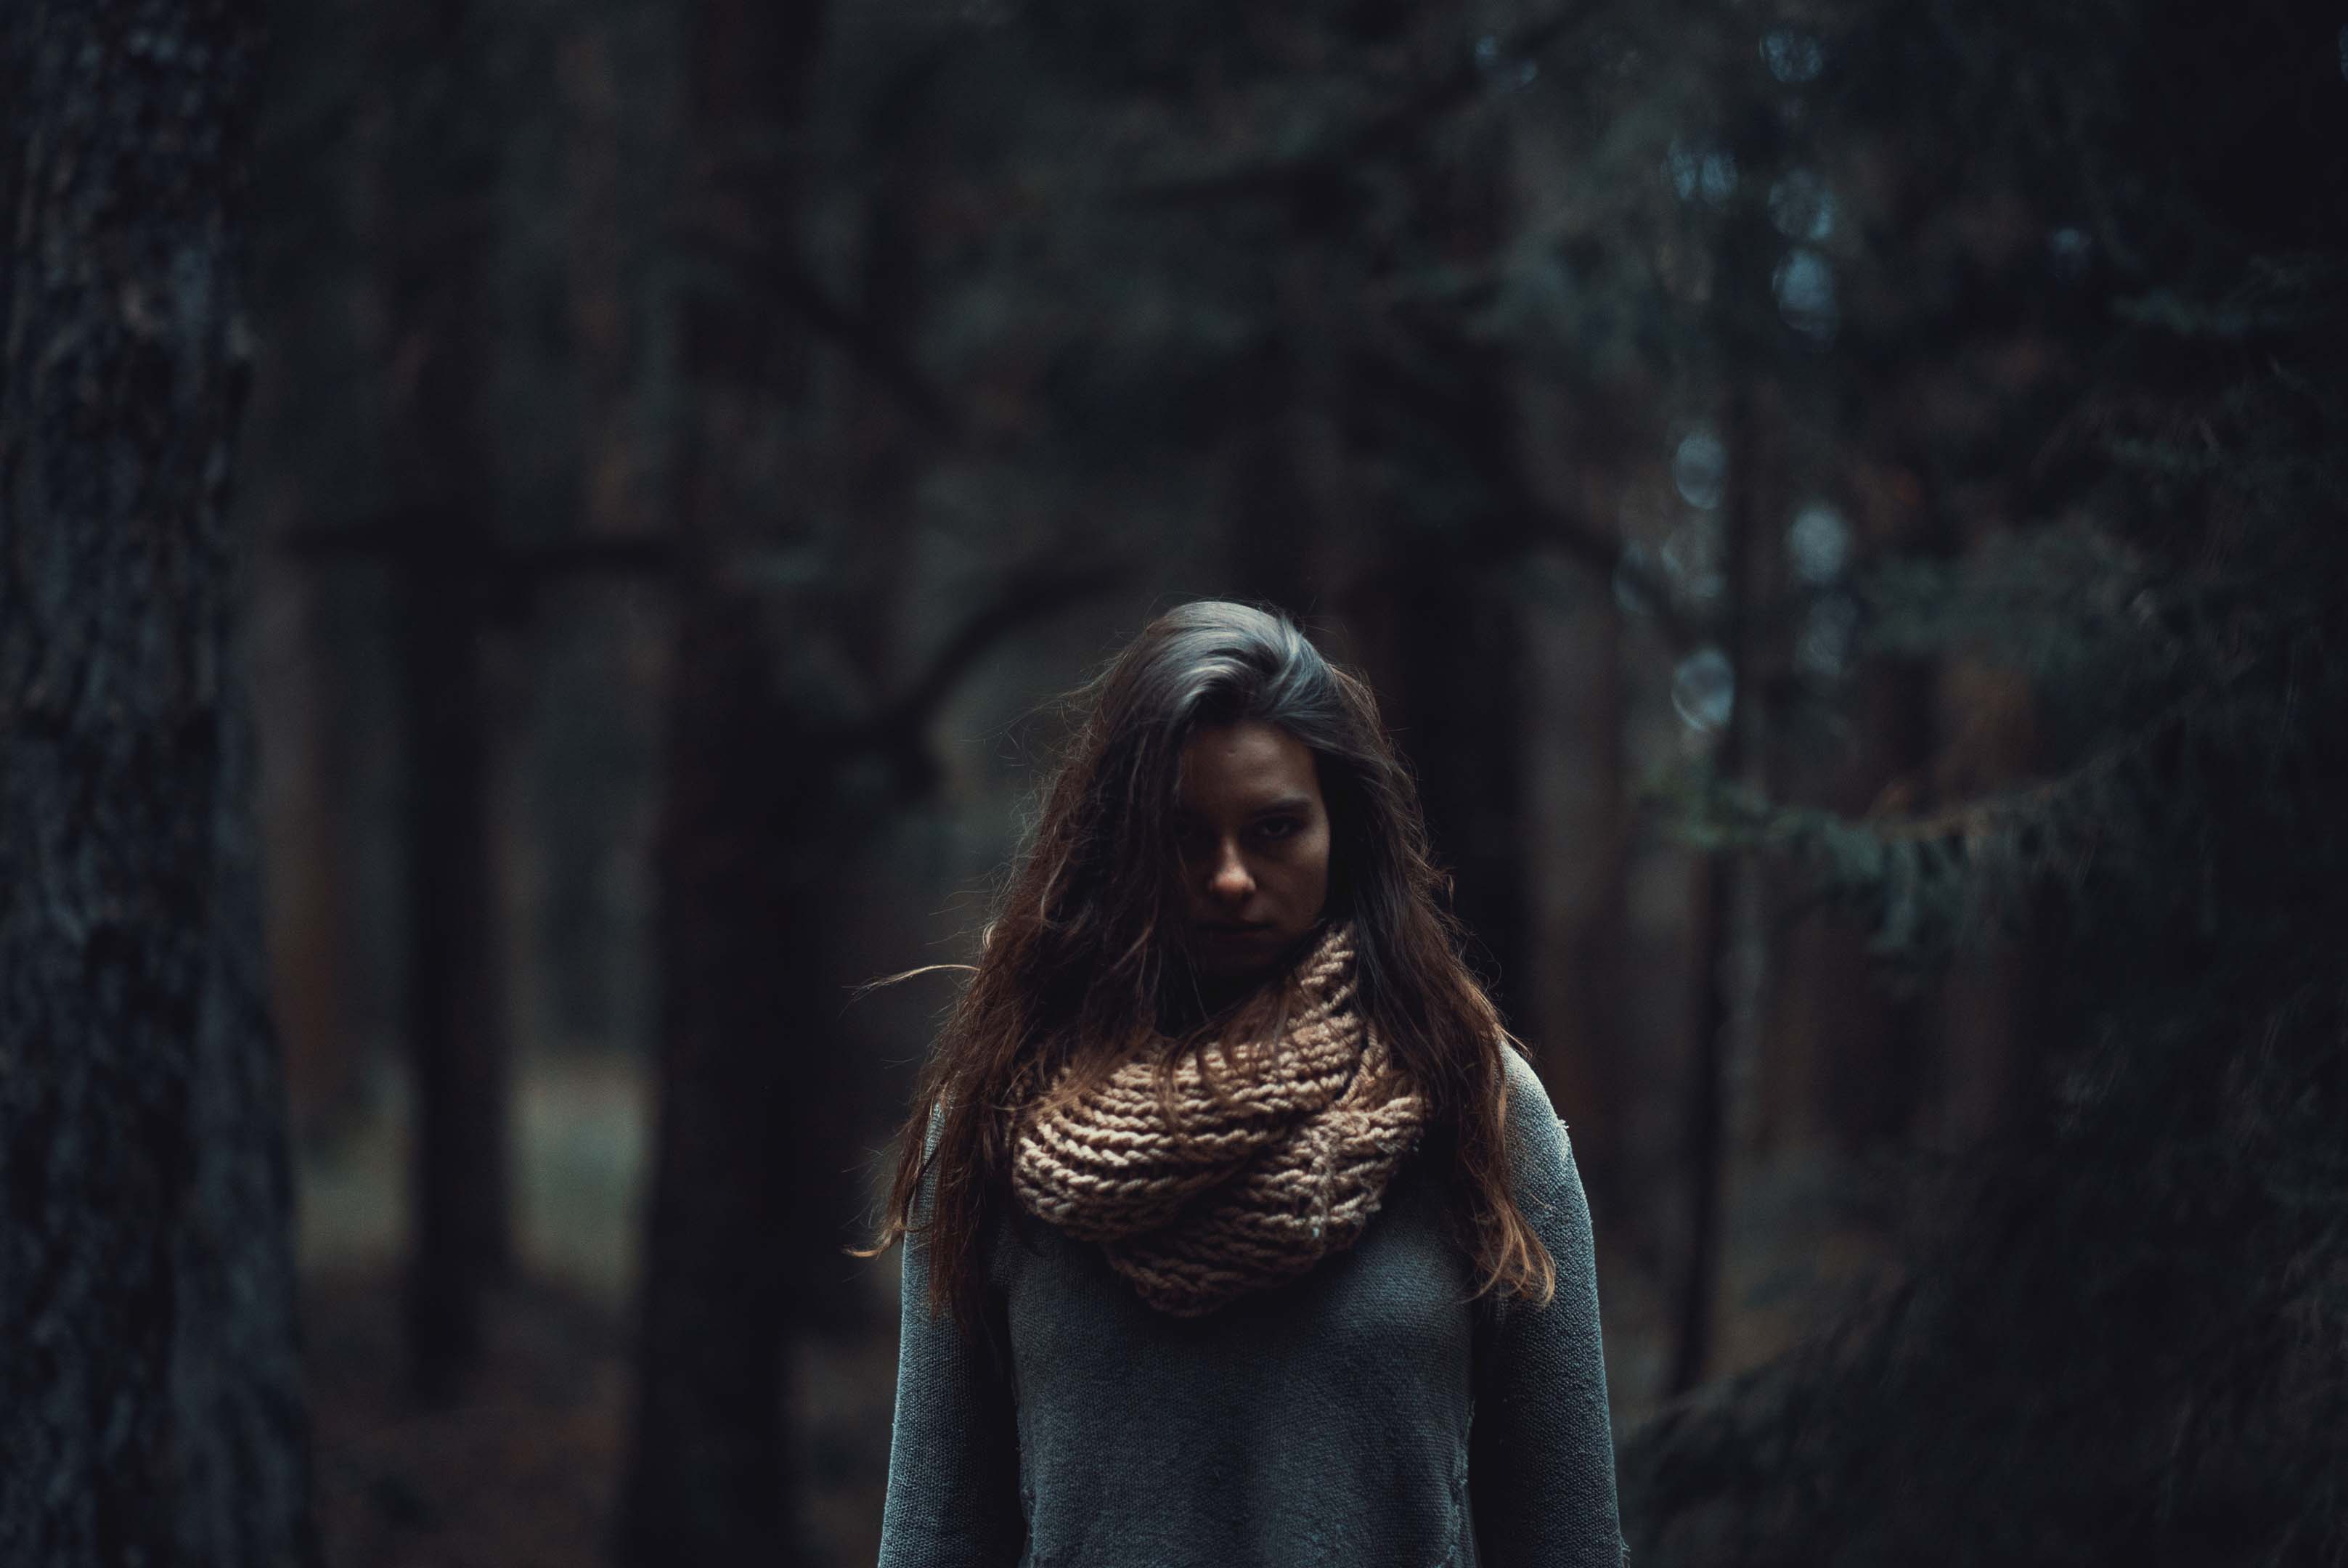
241, 0, 400, 1156
250, 560, 371, 1144
372, 0, 515, 1403
616, 1, 1133, 1558
624, 536, 1113, 1567
1617, 1, 2348, 1561
266, 0, 680, 1397
615, 1, 833, 1560
1668, 383, 1759, 1397
0, 0, 317, 1560
1520, 548, 1632, 1197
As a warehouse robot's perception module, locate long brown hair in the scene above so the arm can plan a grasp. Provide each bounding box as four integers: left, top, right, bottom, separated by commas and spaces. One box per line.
864, 600, 1557, 1336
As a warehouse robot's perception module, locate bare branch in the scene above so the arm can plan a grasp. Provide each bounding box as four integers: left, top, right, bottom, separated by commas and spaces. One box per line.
669, 196, 962, 438
272, 517, 680, 579
868, 555, 1128, 752
1120, 9, 1591, 208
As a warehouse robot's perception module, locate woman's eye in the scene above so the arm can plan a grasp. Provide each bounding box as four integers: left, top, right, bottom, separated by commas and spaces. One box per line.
1257, 817, 1299, 841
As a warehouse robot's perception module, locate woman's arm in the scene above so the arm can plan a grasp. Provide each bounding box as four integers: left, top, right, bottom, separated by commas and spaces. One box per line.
1469, 1049, 1626, 1568
877, 1159, 1026, 1567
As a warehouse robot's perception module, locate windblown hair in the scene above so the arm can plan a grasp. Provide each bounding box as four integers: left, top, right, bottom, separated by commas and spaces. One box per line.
865, 600, 1556, 1337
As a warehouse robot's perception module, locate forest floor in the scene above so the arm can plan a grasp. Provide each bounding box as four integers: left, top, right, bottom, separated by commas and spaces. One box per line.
297, 1050, 897, 1568
303, 1270, 898, 1568
304, 1271, 629, 1568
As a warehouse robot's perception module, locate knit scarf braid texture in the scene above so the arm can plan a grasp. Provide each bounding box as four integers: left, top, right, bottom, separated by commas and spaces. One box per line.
1011, 922, 1430, 1318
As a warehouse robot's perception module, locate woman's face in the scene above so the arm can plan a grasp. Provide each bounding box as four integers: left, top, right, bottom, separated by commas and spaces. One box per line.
1170, 720, 1332, 989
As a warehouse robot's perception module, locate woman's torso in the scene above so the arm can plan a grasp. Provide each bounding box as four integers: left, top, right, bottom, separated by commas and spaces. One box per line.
987, 1146, 1490, 1568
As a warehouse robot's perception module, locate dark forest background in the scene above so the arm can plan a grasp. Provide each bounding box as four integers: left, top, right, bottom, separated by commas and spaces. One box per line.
4, 0, 2345, 1564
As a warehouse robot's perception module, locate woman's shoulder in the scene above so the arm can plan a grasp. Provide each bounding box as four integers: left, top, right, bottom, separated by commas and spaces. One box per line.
1495, 1042, 1577, 1201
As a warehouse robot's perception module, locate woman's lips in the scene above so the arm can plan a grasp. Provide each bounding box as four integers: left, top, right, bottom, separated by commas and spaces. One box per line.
1198, 922, 1274, 941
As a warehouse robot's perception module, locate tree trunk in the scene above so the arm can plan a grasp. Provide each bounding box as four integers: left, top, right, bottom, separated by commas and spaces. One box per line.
619, 3, 831, 1560
1335, 558, 1530, 1024
1753, 657, 1936, 1156
1505, 331, 1634, 1191
372, 0, 513, 1400
177, 645, 322, 1567
621, 593, 808, 1568
1524, 580, 1630, 1189
253, 562, 369, 1143
1668, 383, 1763, 1397
1752, 465, 1944, 1161
1225, 331, 1316, 616
1398, 570, 1532, 1018
396, 567, 508, 1398
1922, 639, 2047, 1147
0, 0, 317, 1558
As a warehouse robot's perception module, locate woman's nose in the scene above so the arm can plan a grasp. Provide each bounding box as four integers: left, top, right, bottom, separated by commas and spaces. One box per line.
1209, 842, 1253, 901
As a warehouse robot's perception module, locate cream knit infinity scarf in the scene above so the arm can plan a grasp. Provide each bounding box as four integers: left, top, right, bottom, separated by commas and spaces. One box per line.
1011, 922, 1430, 1317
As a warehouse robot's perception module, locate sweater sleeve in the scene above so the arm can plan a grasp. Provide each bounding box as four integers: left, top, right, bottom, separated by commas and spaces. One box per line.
877, 1132, 1027, 1568
1469, 1049, 1626, 1568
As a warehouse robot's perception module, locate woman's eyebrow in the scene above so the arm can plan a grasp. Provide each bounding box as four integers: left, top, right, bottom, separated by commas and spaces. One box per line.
1251, 794, 1316, 816
1172, 793, 1316, 825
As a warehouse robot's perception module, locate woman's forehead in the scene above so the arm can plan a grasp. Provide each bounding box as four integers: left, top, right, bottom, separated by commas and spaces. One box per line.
1174, 721, 1321, 809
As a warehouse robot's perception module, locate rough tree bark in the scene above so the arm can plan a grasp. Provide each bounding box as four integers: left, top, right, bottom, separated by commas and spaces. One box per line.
0, 0, 317, 1560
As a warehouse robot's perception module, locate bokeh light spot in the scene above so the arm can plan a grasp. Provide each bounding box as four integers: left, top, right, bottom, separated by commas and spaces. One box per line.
1787, 501, 1851, 584
1773, 248, 1840, 340
1795, 593, 1859, 680
1663, 518, 1727, 604
1668, 140, 1740, 204
1761, 29, 1826, 83
2048, 226, 2091, 280
1673, 646, 1737, 732
1769, 169, 1837, 242
1673, 429, 1729, 510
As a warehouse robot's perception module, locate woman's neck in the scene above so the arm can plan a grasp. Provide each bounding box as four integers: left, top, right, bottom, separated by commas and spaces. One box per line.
1197, 972, 1260, 1017
1161, 968, 1270, 1037
1169, 923, 1327, 1029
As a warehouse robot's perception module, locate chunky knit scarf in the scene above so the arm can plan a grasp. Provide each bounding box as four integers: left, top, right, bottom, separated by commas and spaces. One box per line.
1011, 922, 1429, 1317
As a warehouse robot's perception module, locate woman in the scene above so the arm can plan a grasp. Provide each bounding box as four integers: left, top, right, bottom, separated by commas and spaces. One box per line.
869, 600, 1622, 1567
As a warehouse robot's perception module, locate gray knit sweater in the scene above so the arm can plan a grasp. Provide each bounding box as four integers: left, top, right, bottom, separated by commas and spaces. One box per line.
878, 1047, 1623, 1567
